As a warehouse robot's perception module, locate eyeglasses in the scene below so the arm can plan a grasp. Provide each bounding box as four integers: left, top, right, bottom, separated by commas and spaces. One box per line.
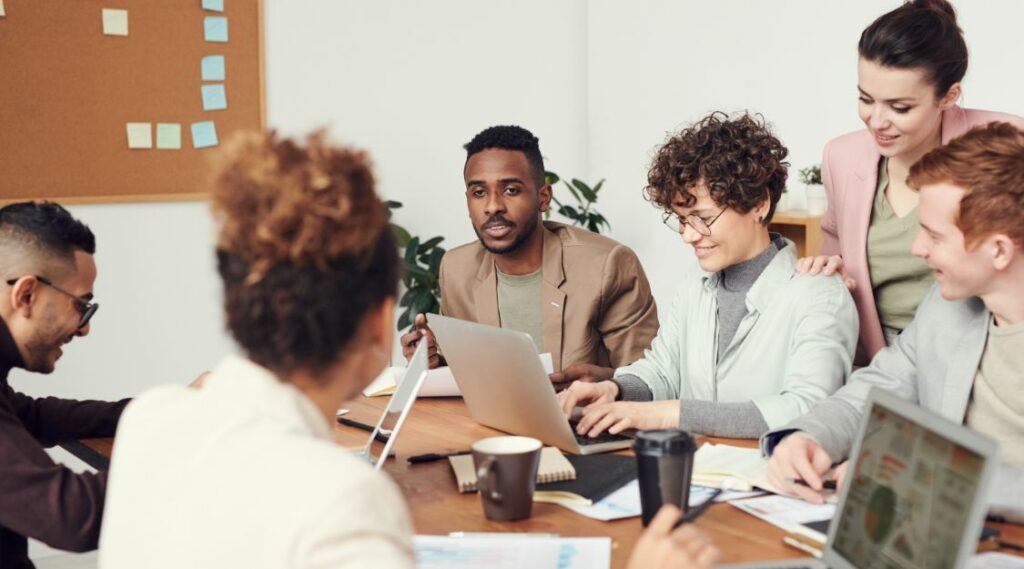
662, 208, 727, 236
5, 276, 99, 330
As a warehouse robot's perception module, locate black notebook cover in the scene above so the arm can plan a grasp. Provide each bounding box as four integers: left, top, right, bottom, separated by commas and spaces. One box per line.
536, 454, 636, 503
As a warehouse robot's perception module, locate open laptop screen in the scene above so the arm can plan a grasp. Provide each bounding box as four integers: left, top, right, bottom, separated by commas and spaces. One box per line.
830, 401, 987, 569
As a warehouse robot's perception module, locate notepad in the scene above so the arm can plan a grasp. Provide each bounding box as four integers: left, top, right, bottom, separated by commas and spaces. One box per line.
533, 454, 636, 506
450, 446, 575, 493
691, 442, 783, 494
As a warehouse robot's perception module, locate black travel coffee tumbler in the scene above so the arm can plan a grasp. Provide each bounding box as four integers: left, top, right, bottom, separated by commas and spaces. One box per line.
634, 429, 697, 526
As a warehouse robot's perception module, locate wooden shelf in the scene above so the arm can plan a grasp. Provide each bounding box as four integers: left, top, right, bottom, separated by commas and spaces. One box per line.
769, 210, 823, 257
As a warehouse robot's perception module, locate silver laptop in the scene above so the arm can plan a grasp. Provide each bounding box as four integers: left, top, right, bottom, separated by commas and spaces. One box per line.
427, 313, 633, 455
360, 340, 430, 471
720, 388, 998, 569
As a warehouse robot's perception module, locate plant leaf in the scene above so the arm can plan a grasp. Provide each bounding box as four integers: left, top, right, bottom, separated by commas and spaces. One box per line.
404, 236, 420, 265
391, 224, 412, 248
562, 181, 582, 204
428, 247, 444, 275
571, 179, 597, 202
558, 205, 580, 220
405, 264, 436, 288
418, 236, 444, 253
385, 200, 403, 209
397, 308, 412, 331
545, 171, 560, 185
592, 179, 605, 194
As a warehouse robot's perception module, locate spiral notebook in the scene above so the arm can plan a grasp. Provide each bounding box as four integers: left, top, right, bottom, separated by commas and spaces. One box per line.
450, 447, 576, 493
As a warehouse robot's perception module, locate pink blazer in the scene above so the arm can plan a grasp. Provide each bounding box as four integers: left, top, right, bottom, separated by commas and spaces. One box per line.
820, 106, 1024, 364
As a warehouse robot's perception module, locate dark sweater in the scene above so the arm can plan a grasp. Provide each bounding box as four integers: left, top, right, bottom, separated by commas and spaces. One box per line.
0, 320, 128, 569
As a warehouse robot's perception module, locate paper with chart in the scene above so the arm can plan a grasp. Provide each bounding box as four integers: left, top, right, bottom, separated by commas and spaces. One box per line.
731, 494, 836, 534
414, 535, 610, 569
562, 479, 764, 521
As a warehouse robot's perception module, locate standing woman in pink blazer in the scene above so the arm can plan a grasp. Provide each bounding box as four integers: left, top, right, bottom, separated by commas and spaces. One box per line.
800, 0, 1024, 363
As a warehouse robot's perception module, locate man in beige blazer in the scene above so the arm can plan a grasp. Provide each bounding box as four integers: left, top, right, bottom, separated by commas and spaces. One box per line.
401, 125, 658, 374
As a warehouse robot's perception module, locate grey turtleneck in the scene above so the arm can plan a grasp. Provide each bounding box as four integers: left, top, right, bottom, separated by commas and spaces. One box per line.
716, 237, 781, 360
611, 237, 786, 439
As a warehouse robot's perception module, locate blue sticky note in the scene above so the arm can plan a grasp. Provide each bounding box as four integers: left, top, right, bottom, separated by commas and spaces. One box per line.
202, 0, 224, 12
191, 121, 218, 149
201, 84, 227, 111
201, 55, 225, 81
204, 16, 228, 42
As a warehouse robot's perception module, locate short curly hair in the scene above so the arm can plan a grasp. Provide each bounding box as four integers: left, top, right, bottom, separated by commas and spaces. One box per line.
210, 130, 399, 376
645, 112, 789, 224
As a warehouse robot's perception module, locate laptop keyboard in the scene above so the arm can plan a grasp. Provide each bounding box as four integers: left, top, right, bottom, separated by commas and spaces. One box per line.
568, 419, 633, 446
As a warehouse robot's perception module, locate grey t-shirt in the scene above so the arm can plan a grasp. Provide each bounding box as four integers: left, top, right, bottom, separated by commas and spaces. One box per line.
496, 267, 544, 352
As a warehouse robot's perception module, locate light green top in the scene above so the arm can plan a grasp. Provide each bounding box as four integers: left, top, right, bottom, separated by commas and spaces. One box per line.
615, 243, 858, 429
867, 158, 934, 330
496, 267, 543, 352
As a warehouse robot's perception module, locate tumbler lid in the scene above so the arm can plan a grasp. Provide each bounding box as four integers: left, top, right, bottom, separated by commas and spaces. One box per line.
632, 429, 696, 455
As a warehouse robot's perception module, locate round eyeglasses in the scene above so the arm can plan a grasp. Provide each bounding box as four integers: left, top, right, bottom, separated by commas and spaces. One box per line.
661, 208, 726, 237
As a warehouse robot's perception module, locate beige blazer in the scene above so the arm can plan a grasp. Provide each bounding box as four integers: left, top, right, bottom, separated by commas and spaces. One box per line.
439, 222, 658, 371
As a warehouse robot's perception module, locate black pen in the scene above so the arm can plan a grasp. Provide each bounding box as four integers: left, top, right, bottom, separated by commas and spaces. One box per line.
675, 488, 723, 527
336, 416, 389, 444
792, 479, 838, 491
407, 450, 472, 464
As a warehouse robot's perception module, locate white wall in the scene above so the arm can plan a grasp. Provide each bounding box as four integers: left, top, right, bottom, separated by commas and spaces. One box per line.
586, 0, 1024, 303
12, 0, 1024, 400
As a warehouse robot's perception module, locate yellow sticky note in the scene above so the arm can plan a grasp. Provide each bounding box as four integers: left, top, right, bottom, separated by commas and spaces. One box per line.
126, 123, 152, 149
102, 9, 128, 36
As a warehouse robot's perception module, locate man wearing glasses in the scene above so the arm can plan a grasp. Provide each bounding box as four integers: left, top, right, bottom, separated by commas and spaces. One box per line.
557, 112, 859, 440
0, 201, 128, 569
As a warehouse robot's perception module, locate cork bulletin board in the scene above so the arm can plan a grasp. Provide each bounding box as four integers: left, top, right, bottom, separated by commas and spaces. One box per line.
0, 0, 265, 204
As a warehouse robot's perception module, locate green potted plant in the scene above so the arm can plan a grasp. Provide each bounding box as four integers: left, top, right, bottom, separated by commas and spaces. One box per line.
543, 171, 610, 234
799, 164, 826, 215
386, 201, 445, 330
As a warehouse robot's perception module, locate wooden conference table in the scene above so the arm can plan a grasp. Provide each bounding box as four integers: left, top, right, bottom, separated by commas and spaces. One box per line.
74, 396, 1023, 569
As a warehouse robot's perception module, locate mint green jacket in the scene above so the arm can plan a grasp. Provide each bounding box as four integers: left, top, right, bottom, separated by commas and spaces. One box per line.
615, 243, 858, 429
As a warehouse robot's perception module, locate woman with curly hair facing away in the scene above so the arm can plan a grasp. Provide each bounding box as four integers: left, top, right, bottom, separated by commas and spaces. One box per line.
797, 0, 1024, 364
97, 130, 720, 569
558, 112, 859, 440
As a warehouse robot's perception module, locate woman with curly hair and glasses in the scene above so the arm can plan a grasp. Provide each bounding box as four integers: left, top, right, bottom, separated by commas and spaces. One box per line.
558, 112, 859, 440
97, 130, 719, 569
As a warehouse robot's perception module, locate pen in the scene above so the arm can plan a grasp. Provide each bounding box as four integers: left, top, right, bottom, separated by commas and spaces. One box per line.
791, 479, 838, 491
407, 450, 472, 464
674, 488, 723, 527
336, 416, 389, 444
